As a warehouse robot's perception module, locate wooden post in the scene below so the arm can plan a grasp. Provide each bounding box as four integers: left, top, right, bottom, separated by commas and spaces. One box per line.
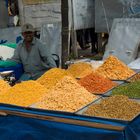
97, 33, 103, 53
70, 0, 78, 58
71, 30, 78, 58
61, 0, 70, 68
0, 0, 8, 28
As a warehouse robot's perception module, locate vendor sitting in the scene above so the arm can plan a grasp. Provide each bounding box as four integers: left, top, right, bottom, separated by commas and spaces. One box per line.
7, 23, 57, 81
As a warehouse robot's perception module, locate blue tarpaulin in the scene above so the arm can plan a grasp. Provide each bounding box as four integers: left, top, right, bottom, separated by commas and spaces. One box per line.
125, 115, 140, 140
0, 104, 139, 140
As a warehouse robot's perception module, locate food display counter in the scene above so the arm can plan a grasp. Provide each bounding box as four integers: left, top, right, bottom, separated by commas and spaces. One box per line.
0, 56, 140, 140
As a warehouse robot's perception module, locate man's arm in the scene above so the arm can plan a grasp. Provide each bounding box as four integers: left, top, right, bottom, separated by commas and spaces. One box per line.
38, 42, 57, 68
7, 45, 21, 63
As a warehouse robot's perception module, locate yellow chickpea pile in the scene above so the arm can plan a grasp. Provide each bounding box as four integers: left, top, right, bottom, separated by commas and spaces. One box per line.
0, 80, 11, 95
96, 55, 135, 80
37, 68, 72, 91
0, 80, 47, 107
36, 76, 98, 112
67, 62, 94, 78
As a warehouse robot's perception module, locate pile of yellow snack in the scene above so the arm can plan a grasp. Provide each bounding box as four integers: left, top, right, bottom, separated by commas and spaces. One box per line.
67, 62, 94, 78
0, 80, 47, 107
96, 55, 135, 80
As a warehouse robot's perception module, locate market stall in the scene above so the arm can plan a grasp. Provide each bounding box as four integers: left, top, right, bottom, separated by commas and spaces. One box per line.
0, 55, 140, 140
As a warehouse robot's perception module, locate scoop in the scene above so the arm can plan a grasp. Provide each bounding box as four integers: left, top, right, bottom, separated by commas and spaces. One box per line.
0, 70, 14, 77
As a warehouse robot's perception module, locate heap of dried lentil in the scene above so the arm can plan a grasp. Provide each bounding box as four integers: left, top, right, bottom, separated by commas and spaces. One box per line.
37, 68, 72, 91
36, 76, 98, 112
0, 80, 47, 107
84, 95, 140, 121
127, 73, 140, 82
0, 80, 11, 95
112, 81, 140, 98
67, 62, 94, 78
78, 72, 117, 94
96, 55, 135, 80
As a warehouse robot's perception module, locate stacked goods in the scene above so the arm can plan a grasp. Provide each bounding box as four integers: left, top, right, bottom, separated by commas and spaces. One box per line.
36, 76, 98, 112
37, 68, 72, 91
127, 73, 140, 82
96, 55, 135, 80
67, 62, 93, 78
0, 80, 11, 95
0, 80, 47, 107
112, 81, 140, 98
78, 72, 117, 94
84, 95, 140, 121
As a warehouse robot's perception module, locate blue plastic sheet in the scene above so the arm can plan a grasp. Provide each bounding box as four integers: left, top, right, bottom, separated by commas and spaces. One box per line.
0, 115, 124, 140
0, 104, 129, 140
0, 104, 139, 140
125, 115, 140, 140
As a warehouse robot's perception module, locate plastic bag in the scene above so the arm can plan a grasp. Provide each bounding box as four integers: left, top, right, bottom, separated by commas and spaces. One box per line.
0, 60, 17, 67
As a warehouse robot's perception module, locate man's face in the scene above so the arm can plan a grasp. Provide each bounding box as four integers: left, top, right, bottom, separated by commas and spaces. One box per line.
22, 31, 34, 42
